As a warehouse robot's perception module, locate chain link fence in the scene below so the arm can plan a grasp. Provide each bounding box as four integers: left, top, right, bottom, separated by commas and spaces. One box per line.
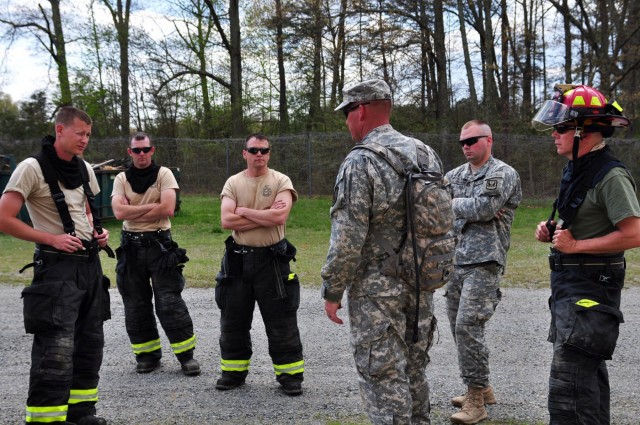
3, 133, 640, 199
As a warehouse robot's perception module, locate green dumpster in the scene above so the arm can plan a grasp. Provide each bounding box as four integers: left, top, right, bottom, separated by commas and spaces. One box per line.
94, 167, 181, 219
0, 154, 31, 224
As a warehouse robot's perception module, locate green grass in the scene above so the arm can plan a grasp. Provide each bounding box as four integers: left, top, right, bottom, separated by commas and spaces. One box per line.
1, 195, 638, 289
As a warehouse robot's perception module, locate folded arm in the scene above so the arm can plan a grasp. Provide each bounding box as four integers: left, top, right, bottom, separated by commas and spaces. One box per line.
112, 189, 176, 222
221, 190, 293, 231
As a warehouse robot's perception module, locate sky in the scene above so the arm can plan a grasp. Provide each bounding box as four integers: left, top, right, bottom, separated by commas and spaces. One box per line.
0, 0, 174, 103
1, 37, 54, 102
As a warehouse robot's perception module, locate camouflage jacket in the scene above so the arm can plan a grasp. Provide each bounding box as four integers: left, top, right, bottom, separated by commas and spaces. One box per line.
321, 124, 444, 303
445, 156, 522, 267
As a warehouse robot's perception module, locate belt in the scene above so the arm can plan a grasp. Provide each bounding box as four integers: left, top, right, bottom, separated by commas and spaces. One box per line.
549, 255, 625, 271
122, 229, 170, 245
232, 240, 285, 255
35, 241, 98, 261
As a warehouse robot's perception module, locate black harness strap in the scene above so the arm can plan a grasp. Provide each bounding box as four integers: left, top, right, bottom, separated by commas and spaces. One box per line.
547, 147, 625, 233
32, 151, 114, 258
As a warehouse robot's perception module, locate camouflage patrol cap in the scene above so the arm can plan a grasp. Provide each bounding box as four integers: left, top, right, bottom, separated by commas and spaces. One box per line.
334, 79, 392, 111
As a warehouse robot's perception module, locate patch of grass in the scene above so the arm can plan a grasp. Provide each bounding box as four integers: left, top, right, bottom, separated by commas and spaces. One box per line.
1, 195, 638, 289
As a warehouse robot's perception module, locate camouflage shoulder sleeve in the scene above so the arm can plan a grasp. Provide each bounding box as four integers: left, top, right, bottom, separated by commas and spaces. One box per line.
321, 155, 376, 302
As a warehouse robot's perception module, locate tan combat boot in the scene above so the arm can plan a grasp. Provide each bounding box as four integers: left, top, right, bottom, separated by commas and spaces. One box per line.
451, 385, 496, 408
450, 386, 488, 424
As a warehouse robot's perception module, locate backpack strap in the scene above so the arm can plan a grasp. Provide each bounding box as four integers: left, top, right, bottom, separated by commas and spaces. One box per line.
352, 142, 407, 176
352, 142, 429, 343
351, 143, 407, 257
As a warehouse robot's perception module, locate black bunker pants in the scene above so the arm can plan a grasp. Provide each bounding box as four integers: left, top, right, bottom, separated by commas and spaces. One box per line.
115, 230, 196, 364
215, 237, 304, 384
21, 242, 110, 424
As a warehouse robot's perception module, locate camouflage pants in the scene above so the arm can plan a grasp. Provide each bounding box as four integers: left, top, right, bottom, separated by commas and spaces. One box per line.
348, 288, 436, 425
445, 263, 502, 388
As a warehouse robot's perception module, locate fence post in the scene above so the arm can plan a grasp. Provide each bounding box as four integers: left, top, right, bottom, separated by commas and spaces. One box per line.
307, 133, 312, 197
225, 139, 230, 178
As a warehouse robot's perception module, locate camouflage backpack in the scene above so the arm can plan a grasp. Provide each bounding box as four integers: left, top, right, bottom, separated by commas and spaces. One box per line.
353, 142, 456, 293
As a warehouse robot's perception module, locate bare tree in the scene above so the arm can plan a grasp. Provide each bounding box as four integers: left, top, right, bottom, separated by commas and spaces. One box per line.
456, 0, 478, 109
0, 0, 72, 105
203, 0, 244, 136
274, 0, 290, 132
549, 0, 640, 93
100, 0, 131, 134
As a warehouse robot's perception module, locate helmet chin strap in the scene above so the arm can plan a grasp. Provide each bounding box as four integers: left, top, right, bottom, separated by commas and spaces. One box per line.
571, 126, 583, 177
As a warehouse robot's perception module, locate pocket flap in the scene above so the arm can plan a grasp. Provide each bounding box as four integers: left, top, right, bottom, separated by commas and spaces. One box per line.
21, 280, 65, 298
574, 299, 624, 323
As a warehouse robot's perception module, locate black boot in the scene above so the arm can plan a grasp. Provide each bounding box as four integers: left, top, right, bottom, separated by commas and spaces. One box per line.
70, 415, 108, 425
215, 371, 247, 390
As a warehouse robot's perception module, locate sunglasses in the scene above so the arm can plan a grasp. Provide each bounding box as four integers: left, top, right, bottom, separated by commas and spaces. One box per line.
458, 135, 489, 147
246, 147, 270, 155
553, 125, 576, 135
130, 147, 153, 154
343, 102, 370, 118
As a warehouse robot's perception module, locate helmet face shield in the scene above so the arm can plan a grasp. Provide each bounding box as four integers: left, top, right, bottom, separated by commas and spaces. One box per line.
531, 100, 573, 131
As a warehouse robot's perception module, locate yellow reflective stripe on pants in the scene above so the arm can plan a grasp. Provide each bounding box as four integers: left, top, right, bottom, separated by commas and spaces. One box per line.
273, 359, 304, 375
171, 334, 197, 355
220, 358, 251, 372
25, 405, 67, 423
68, 387, 99, 404
131, 338, 161, 355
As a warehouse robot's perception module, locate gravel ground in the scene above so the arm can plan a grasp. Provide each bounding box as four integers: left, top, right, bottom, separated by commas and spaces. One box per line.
1, 284, 639, 425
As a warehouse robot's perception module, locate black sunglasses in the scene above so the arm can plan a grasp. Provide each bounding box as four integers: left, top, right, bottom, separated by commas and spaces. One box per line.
343, 102, 370, 118
131, 147, 153, 154
458, 135, 489, 147
246, 147, 270, 155
553, 125, 576, 135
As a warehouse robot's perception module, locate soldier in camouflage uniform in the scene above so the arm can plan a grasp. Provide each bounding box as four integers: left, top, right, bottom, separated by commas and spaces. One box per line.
444, 120, 522, 424
321, 79, 444, 425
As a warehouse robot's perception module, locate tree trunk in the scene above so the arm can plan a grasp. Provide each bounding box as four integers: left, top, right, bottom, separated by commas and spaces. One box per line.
229, 0, 243, 136
101, 0, 131, 135
49, 0, 72, 105
275, 0, 289, 133
499, 0, 510, 133
433, 0, 449, 127
457, 0, 478, 108
307, 0, 323, 130
562, 0, 571, 83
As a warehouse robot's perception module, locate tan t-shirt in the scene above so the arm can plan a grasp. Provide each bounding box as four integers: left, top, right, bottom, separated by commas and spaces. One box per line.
3, 157, 99, 241
221, 169, 297, 247
111, 166, 179, 232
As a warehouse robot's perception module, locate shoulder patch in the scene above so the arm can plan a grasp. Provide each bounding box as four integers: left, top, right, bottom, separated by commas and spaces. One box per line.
485, 179, 498, 191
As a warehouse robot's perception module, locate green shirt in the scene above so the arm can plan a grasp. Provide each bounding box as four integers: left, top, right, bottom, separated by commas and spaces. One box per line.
568, 167, 640, 242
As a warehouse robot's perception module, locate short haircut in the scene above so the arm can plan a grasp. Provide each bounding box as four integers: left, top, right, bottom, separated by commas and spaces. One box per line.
245, 133, 269, 148
55, 107, 92, 126
462, 119, 490, 130
131, 131, 152, 146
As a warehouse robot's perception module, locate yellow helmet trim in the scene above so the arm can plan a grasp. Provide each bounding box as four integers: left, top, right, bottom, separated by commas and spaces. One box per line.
571, 95, 586, 107
611, 100, 624, 112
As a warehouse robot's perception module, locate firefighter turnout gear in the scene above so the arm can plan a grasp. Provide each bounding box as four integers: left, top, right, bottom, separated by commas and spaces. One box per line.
23, 242, 110, 424
215, 237, 304, 392
115, 230, 199, 374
